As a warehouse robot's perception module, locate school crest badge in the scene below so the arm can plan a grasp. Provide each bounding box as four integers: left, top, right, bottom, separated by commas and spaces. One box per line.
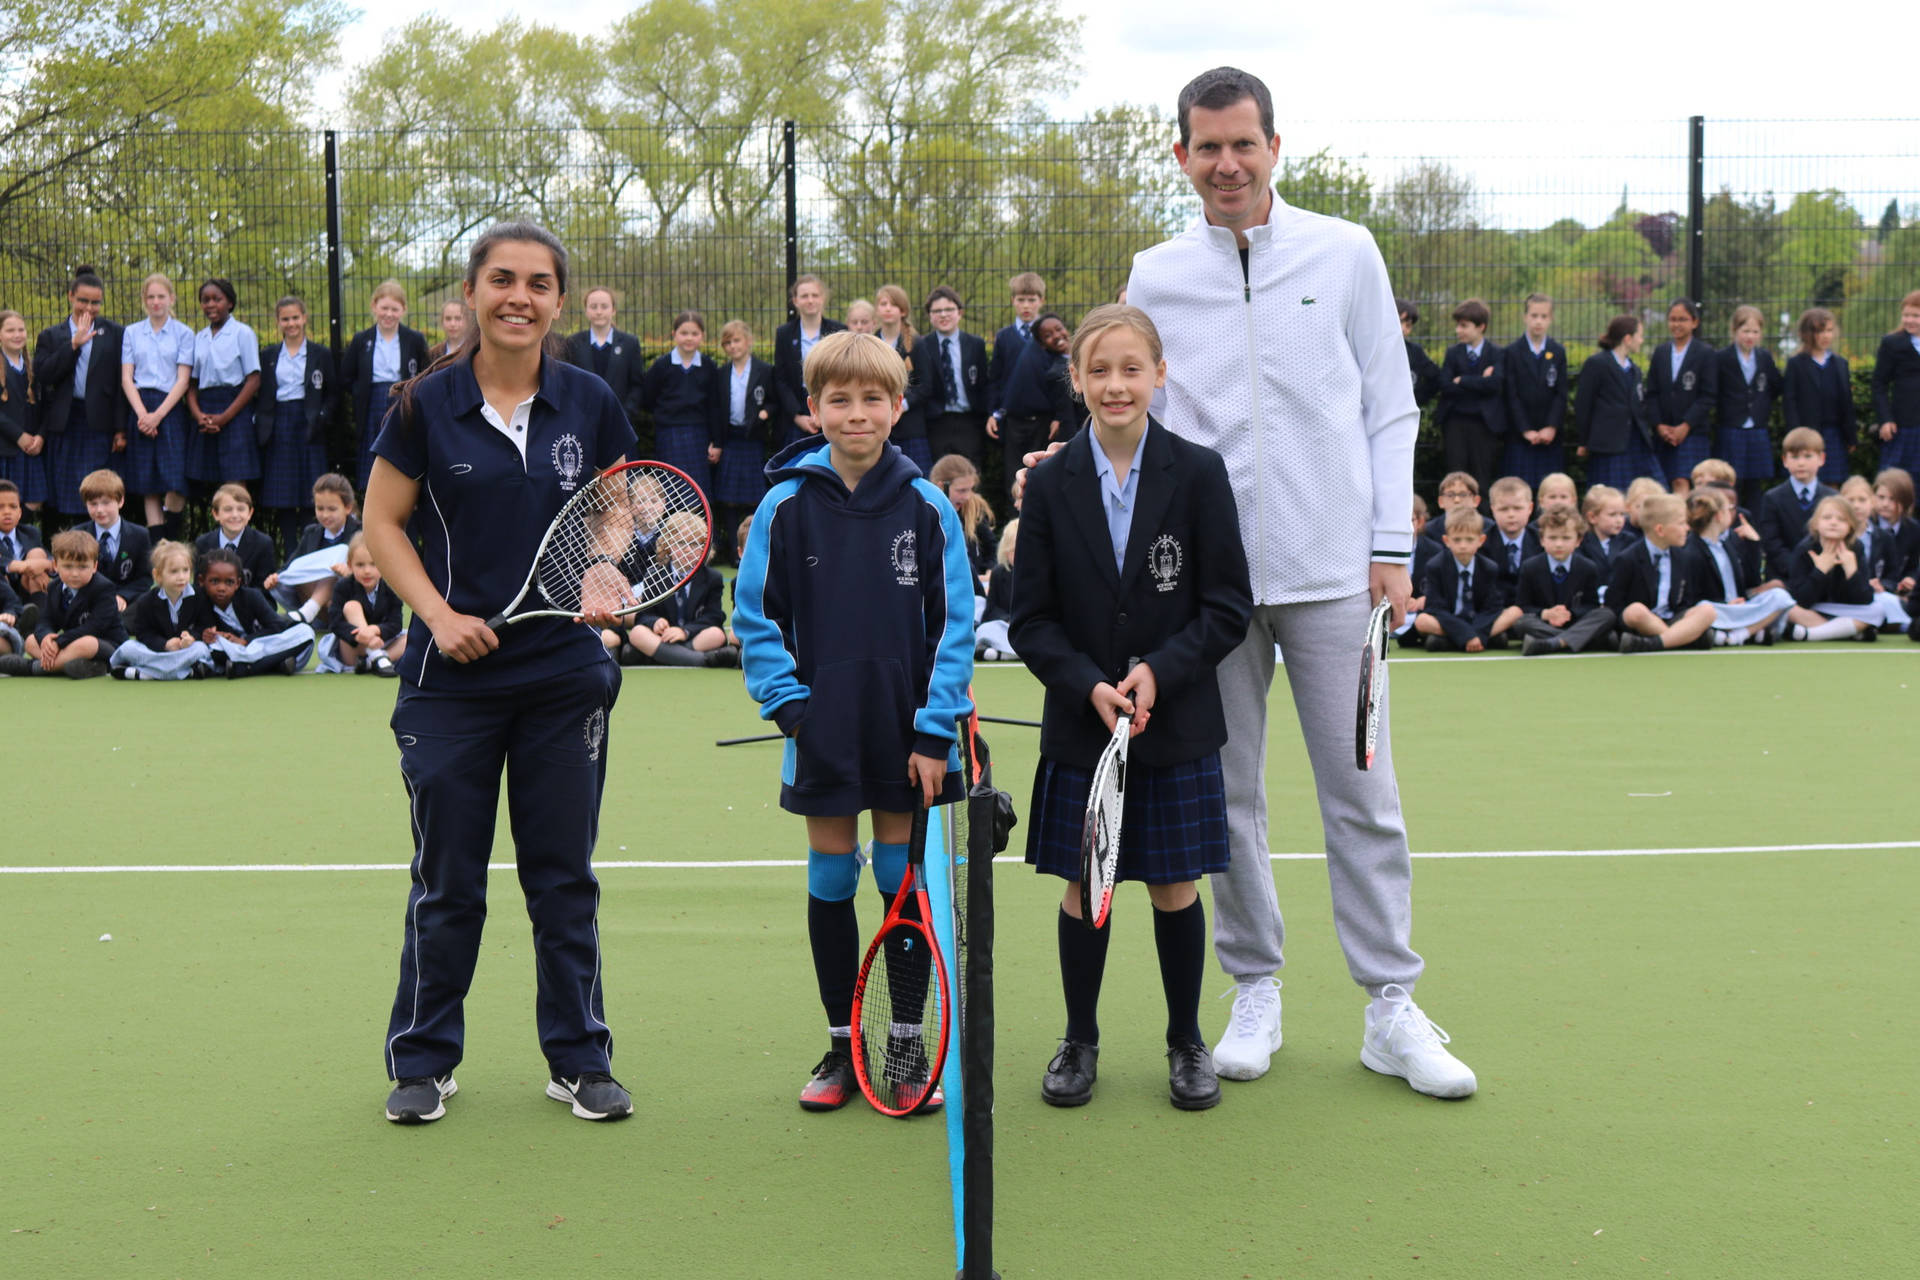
407, 357, 419, 376
1148, 534, 1183, 593
310, 369, 323, 390
753, 386, 765, 405
1756, 373, 1768, 393
891, 529, 918, 586
551, 433, 586, 491
1636, 382, 1645, 401
583, 707, 605, 763
613, 345, 623, 356
1682, 370, 1696, 392
1545, 365, 1558, 387
966, 364, 979, 386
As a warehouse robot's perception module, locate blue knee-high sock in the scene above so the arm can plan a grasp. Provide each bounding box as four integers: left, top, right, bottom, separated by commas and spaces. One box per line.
1153, 898, 1207, 1047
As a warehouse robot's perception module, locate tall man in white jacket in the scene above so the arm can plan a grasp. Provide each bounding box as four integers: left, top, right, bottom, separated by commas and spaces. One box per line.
1126, 67, 1475, 1098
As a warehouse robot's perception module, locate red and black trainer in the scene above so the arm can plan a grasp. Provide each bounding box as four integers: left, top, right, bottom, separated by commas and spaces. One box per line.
798, 1045, 857, 1111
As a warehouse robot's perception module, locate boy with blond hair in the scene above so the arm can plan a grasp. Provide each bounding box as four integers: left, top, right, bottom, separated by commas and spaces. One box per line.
0, 529, 125, 677
1613, 493, 1717, 652
1483, 475, 1542, 607
1413, 506, 1513, 651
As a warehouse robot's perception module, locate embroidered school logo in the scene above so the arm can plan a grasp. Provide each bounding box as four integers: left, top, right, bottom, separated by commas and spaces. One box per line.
966, 365, 979, 386
613, 345, 623, 356
1682, 370, 1696, 392
407, 357, 419, 376
1545, 365, 1558, 387
753, 386, 765, 405
583, 707, 605, 763
310, 369, 323, 390
891, 529, 918, 586
1756, 373, 1768, 393
1635, 382, 1645, 401
1148, 534, 1183, 593
551, 433, 586, 491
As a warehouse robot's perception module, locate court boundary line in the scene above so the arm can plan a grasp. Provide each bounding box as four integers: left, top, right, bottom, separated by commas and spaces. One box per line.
5, 840, 1915, 874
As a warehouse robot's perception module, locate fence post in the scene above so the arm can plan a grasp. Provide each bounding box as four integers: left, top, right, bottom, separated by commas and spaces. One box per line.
783, 120, 798, 323
1687, 115, 1705, 312
325, 130, 345, 363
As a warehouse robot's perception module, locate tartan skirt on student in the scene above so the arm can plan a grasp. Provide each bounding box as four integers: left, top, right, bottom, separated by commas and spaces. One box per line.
185, 386, 260, 486
711, 429, 766, 507
0, 450, 49, 505
257, 406, 327, 510
1714, 424, 1775, 483
50, 400, 112, 512
654, 421, 712, 503
1816, 427, 1850, 485
1585, 431, 1666, 491
1879, 425, 1920, 475
1025, 751, 1228, 886
895, 435, 933, 475
1655, 431, 1713, 487
357, 382, 394, 493
1500, 436, 1564, 491
124, 388, 189, 495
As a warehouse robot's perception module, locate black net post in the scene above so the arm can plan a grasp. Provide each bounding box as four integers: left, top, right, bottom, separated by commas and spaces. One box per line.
783, 120, 798, 323
1687, 115, 1706, 314
960, 719, 997, 1280
324, 129, 345, 365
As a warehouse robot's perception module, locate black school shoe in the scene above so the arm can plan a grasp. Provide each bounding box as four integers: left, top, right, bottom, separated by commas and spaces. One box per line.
1167, 1040, 1221, 1111
62, 658, 110, 680
547, 1071, 633, 1120
386, 1074, 457, 1123
1041, 1039, 1098, 1107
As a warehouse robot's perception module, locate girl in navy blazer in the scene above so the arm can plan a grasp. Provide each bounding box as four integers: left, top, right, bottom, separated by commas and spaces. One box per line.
257, 296, 339, 551
640, 311, 723, 503
33, 266, 124, 516
1010, 305, 1252, 1112
711, 318, 776, 561
0, 310, 49, 510
1783, 308, 1855, 486
1871, 290, 1920, 474
1713, 305, 1783, 509
875, 284, 931, 471
1574, 315, 1664, 492
772, 274, 845, 450
1648, 299, 1717, 492
340, 280, 429, 492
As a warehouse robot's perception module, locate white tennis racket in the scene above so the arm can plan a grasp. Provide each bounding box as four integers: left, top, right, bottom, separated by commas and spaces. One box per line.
1078, 711, 1131, 930
484, 459, 712, 630
1356, 598, 1391, 770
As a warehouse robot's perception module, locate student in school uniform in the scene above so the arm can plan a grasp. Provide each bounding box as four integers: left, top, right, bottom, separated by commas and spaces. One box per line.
986, 271, 1046, 442
1501, 293, 1568, 490
0, 479, 52, 599
1482, 475, 1543, 609
118, 273, 195, 537
1681, 486, 1795, 647
914, 286, 990, 470
1412, 506, 1513, 652
564, 287, 646, 433
183, 278, 262, 493
328, 532, 405, 675
1432, 298, 1506, 502
642, 311, 724, 502
1647, 298, 1718, 493
184, 546, 315, 676
996, 313, 1076, 489
1575, 484, 1635, 577
1871, 290, 1920, 475
874, 284, 931, 473
0, 529, 125, 678
606, 512, 736, 668
341, 280, 428, 491
1422, 471, 1493, 543
1397, 299, 1441, 409
256, 296, 338, 553
1009, 305, 1252, 1111
1872, 468, 1920, 598
1780, 495, 1894, 641
1574, 314, 1664, 492
1755, 427, 1836, 580
77, 468, 151, 606
0, 310, 51, 514
1611, 493, 1717, 652
1512, 508, 1615, 655
194, 483, 279, 590
33, 266, 125, 516
773, 274, 845, 451
109, 539, 214, 680
275, 472, 362, 625
711, 319, 776, 563
0, 566, 29, 657
1713, 305, 1782, 510
426, 299, 469, 363
1783, 308, 1854, 486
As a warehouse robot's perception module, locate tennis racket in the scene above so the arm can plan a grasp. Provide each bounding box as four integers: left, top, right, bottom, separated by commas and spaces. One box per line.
483, 459, 711, 630
1078, 710, 1131, 931
851, 805, 952, 1116
1355, 597, 1392, 770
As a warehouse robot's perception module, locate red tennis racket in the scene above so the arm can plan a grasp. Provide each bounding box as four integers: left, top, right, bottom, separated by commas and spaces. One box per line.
850, 805, 952, 1116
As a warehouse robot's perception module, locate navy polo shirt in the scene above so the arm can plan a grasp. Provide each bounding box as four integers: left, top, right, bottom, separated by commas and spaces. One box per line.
372, 356, 636, 691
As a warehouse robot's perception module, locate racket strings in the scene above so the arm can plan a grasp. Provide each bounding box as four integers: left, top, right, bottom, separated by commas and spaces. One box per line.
856, 921, 944, 1111
533, 465, 709, 615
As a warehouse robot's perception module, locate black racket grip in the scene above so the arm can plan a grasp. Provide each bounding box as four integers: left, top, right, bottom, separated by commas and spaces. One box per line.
483, 612, 508, 632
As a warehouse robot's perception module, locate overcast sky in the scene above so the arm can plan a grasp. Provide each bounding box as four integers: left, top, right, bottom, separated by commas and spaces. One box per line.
320, 0, 1918, 225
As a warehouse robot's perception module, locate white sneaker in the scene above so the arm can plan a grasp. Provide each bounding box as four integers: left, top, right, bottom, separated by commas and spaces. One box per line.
1211, 977, 1282, 1080
1360, 984, 1476, 1098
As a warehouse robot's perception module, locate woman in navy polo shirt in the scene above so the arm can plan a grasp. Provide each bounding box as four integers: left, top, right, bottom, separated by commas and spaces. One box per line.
363, 222, 639, 1126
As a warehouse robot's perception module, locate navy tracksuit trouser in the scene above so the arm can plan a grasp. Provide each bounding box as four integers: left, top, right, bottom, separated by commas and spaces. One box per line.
384, 659, 622, 1079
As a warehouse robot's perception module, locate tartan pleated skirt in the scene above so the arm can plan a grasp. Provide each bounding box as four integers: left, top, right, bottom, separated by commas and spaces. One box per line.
123, 387, 189, 495
1714, 425, 1775, 483
653, 421, 712, 503
184, 385, 260, 485
257, 402, 326, 509
1025, 751, 1228, 886
0, 450, 49, 504
711, 429, 766, 506
50, 400, 111, 512
1585, 431, 1667, 491
1499, 437, 1564, 491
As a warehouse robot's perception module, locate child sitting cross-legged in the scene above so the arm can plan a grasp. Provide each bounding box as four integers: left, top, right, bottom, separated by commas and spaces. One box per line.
975, 515, 1018, 661
0, 530, 126, 678
1413, 506, 1516, 652
1781, 495, 1903, 641
1513, 507, 1615, 655
109, 539, 215, 679
1682, 486, 1795, 647
188, 545, 317, 677
604, 511, 737, 668
1613, 493, 1718, 653
330, 532, 405, 675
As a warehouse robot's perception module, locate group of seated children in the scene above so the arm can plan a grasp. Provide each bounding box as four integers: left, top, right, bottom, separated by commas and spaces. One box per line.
1408, 427, 1917, 656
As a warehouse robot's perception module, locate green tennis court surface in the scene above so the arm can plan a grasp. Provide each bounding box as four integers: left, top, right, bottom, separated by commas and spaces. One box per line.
6, 650, 1916, 1278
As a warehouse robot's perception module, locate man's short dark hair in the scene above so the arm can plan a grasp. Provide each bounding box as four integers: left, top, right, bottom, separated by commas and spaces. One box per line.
1177, 67, 1275, 147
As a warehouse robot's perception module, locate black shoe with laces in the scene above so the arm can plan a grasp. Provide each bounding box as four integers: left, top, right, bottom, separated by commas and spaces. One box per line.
546, 1071, 633, 1120
799, 1042, 857, 1111
385, 1073, 457, 1123
1167, 1039, 1221, 1111
1042, 1039, 1098, 1107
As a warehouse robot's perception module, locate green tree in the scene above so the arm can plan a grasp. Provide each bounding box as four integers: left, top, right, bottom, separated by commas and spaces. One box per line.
1275, 148, 1372, 224
1779, 189, 1862, 311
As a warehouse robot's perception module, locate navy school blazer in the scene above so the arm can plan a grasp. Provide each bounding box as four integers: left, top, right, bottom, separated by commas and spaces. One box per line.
1420, 551, 1502, 620
1573, 351, 1651, 454
1785, 537, 1873, 608
638, 566, 726, 634
195, 528, 279, 590
1503, 337, 1569, 432
1683, 533, 1757, 603
1713, 345, 1781, 435
330, 576, 404, 646
256, 341, 339, 447
90, 522, 152, 598
1755, 480, 1835, 579
988, 320, 1031, 421
288, 514, 363, 563
1010, 420, 1252, 770
1404, 338, 1441, 408
1433, 341, 1507, 435
33, 318, 124, 436
891, 335, 930, 443
1515, 552, 1605, 619
1576, 527, 1639, 572
1410, 533, 1444, 599
33, 571, 127, 648
1871, 330, 1920, 429
184, 585, 296, 641
1606, 539, 1705, 616
772, 318, 848, 437
340, 325, 430, 429
1648, 340, 1719, 433
1875, 516, 1920, 587
722, 357, 778, 444
641, 353, 727, 445
1482, 527, 1544, 607
912, 331, 990, 420
564, 328, 647, 426
1782, 352, 1855, 445
0, 355, 37, 455
126, 587, 199, 650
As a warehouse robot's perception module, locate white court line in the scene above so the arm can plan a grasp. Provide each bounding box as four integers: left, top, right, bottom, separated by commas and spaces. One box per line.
5, 841, 1915, 874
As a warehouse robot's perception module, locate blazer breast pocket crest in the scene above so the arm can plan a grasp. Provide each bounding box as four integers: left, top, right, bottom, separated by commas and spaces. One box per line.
1148, 534, 1183, 593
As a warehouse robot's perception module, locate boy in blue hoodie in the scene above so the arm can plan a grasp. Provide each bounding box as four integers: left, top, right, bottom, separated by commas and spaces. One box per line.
733, 331, 976, 1114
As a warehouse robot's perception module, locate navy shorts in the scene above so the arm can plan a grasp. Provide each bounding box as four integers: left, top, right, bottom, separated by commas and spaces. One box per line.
1025, 752, 1228, 886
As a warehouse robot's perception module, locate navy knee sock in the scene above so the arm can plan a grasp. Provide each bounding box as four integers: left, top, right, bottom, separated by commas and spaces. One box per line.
1153, 898, 1207, 1047
1057, 905, 1112, 1045
807, 894, 859, 1029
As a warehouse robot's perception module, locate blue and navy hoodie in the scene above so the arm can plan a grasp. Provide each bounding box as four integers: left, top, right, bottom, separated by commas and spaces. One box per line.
734, 437, 975, 817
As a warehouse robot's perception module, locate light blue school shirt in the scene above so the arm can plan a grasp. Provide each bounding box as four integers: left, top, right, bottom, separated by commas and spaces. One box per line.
1089, 424, 1149, 573
164, 585, 195, 629
1707, 535, 1739, 601
193, 320, 260, 388
275, 341, 308, 402
1670, 340, 1690, 381
1649, 544, 1674, 619
1911, 334, 1920, 358
69, 318, 96, 396
797, 324, 823, 370
1737, 347, 1758, 427
729, 362, 750, 426
372, 330, 401, 383
124, 318, 194, 391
